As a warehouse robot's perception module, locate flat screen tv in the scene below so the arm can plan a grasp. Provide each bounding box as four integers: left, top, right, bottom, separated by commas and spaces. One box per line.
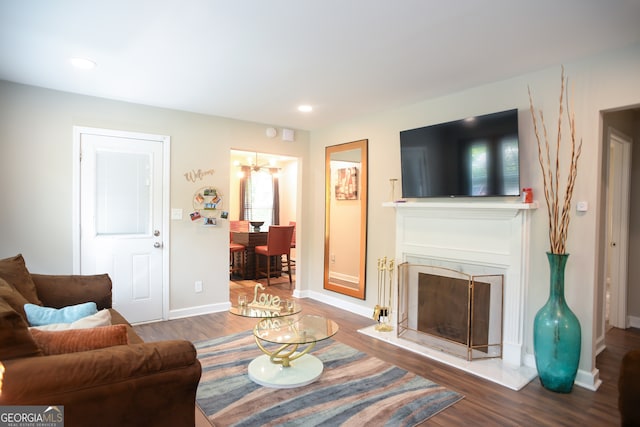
399, 109, 520, 198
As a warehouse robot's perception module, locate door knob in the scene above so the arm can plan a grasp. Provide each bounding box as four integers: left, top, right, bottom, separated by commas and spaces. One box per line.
154, 242, 162, 248
154, 230, 160, 236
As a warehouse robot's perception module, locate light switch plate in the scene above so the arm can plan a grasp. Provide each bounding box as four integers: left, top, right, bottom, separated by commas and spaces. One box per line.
576, 201, 588, 212
171, 208, 183, 220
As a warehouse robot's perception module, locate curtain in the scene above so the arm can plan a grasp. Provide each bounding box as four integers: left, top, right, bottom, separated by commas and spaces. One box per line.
271, 168, 280, 225
239, 166, 250, 221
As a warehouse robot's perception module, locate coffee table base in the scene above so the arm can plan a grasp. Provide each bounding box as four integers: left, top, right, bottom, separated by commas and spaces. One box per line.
248, 353, 323, 388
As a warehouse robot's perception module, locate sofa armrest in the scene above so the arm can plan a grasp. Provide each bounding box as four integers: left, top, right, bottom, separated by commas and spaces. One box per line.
1, 340, 202, 427
31, 273, 112, 309
619, 349, 640, 427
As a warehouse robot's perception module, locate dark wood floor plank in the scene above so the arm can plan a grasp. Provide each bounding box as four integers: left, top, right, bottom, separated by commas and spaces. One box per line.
134, 278, 633, 426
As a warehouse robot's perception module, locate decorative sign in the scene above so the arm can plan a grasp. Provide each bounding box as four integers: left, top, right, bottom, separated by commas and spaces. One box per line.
248, 283, 281, 310
184, 168, 215, 183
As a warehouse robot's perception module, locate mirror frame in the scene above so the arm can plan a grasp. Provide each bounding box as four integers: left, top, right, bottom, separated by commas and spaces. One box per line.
323, 139, 368, 299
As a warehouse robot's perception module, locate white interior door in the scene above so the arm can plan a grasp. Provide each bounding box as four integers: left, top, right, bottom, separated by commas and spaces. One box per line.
606, 128, 632, 329
75, 127, 169, 324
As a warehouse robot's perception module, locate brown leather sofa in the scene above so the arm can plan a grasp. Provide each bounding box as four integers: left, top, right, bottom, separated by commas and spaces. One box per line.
0, 256, 202, 427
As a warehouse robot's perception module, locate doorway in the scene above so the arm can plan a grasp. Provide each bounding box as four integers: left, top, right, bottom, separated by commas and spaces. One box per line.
228, 150, 299, 295
598, 107, 639, 354
605, 128, 632, 329
73, 127, 171, 324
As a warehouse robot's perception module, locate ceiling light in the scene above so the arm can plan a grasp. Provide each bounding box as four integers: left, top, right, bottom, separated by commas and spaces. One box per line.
70, 57, 96, 70
298, 105, 313, 113
237, 153, 280, 174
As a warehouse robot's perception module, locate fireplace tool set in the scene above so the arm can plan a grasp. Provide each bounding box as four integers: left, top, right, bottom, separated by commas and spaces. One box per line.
373, 256, 394, 332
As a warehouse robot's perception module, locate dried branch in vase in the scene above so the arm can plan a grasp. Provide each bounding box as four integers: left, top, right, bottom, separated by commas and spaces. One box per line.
528, 66, 583, 255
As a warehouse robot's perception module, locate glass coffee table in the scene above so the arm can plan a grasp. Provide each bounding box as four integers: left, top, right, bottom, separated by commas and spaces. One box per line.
228, 301, 301, 318
248, 314, 339, 388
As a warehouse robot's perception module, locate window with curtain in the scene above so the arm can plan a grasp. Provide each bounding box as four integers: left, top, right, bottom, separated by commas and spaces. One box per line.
240, 168, 280, 225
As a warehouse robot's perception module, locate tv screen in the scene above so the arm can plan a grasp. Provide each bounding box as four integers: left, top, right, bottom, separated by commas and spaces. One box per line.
399, 109, 520, 198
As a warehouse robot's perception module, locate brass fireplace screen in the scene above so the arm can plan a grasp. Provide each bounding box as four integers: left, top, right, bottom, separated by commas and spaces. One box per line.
397, 263, 503, 361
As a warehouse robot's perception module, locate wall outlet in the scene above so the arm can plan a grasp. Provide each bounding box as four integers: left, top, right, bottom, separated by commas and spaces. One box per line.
195, 280, 203, 293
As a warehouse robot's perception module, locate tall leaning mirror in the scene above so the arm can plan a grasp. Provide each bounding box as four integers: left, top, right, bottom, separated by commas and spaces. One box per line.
324, 139, 368, 299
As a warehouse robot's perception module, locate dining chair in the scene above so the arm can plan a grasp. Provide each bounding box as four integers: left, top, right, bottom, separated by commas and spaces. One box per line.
229, 220, 249, 277
230, 220, 250, 232
255, 225, 295, 288
288, 221, 296, 272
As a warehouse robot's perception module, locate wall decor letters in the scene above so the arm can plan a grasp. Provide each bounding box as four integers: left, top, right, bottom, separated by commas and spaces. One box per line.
184, 168, 215, 182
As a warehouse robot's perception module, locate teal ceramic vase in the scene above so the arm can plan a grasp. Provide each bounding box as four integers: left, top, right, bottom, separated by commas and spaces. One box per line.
533, 252, 581, 393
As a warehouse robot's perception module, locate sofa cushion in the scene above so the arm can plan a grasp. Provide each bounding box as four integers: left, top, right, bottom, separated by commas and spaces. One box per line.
0, 277, 30, 320
24, 302, 98, 327
30, 309, 112, 331
30, 324, 129, 355
31, 273, 112, 310
0, 254, 42, 306
0, 297, 43, 360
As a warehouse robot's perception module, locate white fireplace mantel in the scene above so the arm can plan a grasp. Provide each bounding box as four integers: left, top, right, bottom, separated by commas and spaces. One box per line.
382, 200, 539, 212
364, 200, 539, 390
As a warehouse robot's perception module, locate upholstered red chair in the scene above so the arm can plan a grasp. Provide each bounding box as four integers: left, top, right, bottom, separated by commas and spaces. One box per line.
288, 221, 296, 272
230, 220, 250, 233
289, 221, 296, 248
255, 225, 294, 288
229, 221, 249, 277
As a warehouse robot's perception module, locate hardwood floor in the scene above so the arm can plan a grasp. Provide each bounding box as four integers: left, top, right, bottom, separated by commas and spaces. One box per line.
134, 277, 639, 426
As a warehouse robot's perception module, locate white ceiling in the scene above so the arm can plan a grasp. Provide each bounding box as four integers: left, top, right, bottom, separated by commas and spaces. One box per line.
1, 1, 639, 131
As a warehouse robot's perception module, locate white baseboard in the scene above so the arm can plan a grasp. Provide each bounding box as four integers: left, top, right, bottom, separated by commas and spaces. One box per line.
628, 315, 640, 329
168, 302, 229, 320
574, 368, 602, 391
306, 290, 372, 319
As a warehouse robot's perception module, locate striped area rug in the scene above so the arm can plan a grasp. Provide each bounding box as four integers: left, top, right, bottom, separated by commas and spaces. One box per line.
194, 331, 463, 426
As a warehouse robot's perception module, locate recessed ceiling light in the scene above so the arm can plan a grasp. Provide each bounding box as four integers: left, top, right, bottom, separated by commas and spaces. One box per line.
298, 105, 313, 113
70, 57, 97, 70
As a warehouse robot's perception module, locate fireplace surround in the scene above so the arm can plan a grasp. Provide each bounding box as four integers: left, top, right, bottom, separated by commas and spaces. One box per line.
360, 200, 538, 390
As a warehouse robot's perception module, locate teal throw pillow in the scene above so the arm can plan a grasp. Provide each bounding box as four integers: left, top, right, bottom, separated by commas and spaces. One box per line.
24, 302, 98, 327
